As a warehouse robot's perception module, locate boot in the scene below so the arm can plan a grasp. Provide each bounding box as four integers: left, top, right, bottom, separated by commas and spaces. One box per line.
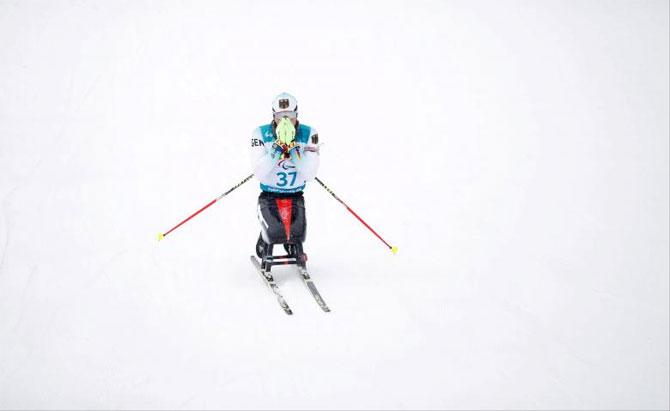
283, 243, 296, 256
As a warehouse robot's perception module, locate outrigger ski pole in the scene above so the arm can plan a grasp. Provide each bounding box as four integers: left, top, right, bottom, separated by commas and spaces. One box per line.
314, 177, 398, 254
158, 174, 254, 241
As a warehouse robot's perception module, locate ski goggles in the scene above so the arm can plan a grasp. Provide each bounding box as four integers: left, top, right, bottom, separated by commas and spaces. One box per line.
273, 111, 297, 121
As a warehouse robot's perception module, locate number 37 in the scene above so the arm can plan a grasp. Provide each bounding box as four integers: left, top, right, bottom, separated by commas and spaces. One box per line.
276, 171, 297, 187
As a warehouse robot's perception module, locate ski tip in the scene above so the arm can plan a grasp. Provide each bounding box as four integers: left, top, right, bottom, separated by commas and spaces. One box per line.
391, 246, 398, 255
157, 232, 165, 242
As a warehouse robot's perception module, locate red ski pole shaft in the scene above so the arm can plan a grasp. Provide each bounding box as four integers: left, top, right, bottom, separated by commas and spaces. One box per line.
314, 177, 397, 254
158, 174, 254, 241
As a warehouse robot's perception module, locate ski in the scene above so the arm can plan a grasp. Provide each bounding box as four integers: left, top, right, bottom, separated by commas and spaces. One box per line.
250, 256, 293, 315
296, 265, 331, 312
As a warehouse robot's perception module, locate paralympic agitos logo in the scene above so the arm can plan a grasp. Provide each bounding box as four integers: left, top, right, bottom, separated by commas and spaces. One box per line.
278, 159, 296, 170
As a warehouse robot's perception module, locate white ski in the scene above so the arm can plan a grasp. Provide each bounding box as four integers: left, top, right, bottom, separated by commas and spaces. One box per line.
250, 256, 293, 315
296, 265, 331, 313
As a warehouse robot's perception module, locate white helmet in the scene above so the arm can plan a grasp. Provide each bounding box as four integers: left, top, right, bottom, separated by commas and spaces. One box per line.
272, 92, 298, 115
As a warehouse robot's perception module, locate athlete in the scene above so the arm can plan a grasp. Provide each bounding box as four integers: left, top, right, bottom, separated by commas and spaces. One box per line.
249, 93, 320, 258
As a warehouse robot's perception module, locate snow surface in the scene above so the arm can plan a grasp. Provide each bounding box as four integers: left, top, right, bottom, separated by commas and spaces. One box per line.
0, 0, 668, 409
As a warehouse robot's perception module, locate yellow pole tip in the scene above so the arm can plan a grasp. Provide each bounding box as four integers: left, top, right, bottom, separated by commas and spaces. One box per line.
157, 233, 165, 241
391, 246, 398, 254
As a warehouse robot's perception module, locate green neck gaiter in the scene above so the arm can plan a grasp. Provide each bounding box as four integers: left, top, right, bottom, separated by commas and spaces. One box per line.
276, 117, 296, 145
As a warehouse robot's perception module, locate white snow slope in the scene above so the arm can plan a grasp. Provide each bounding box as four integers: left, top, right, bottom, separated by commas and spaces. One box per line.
0, 1, 668, 409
